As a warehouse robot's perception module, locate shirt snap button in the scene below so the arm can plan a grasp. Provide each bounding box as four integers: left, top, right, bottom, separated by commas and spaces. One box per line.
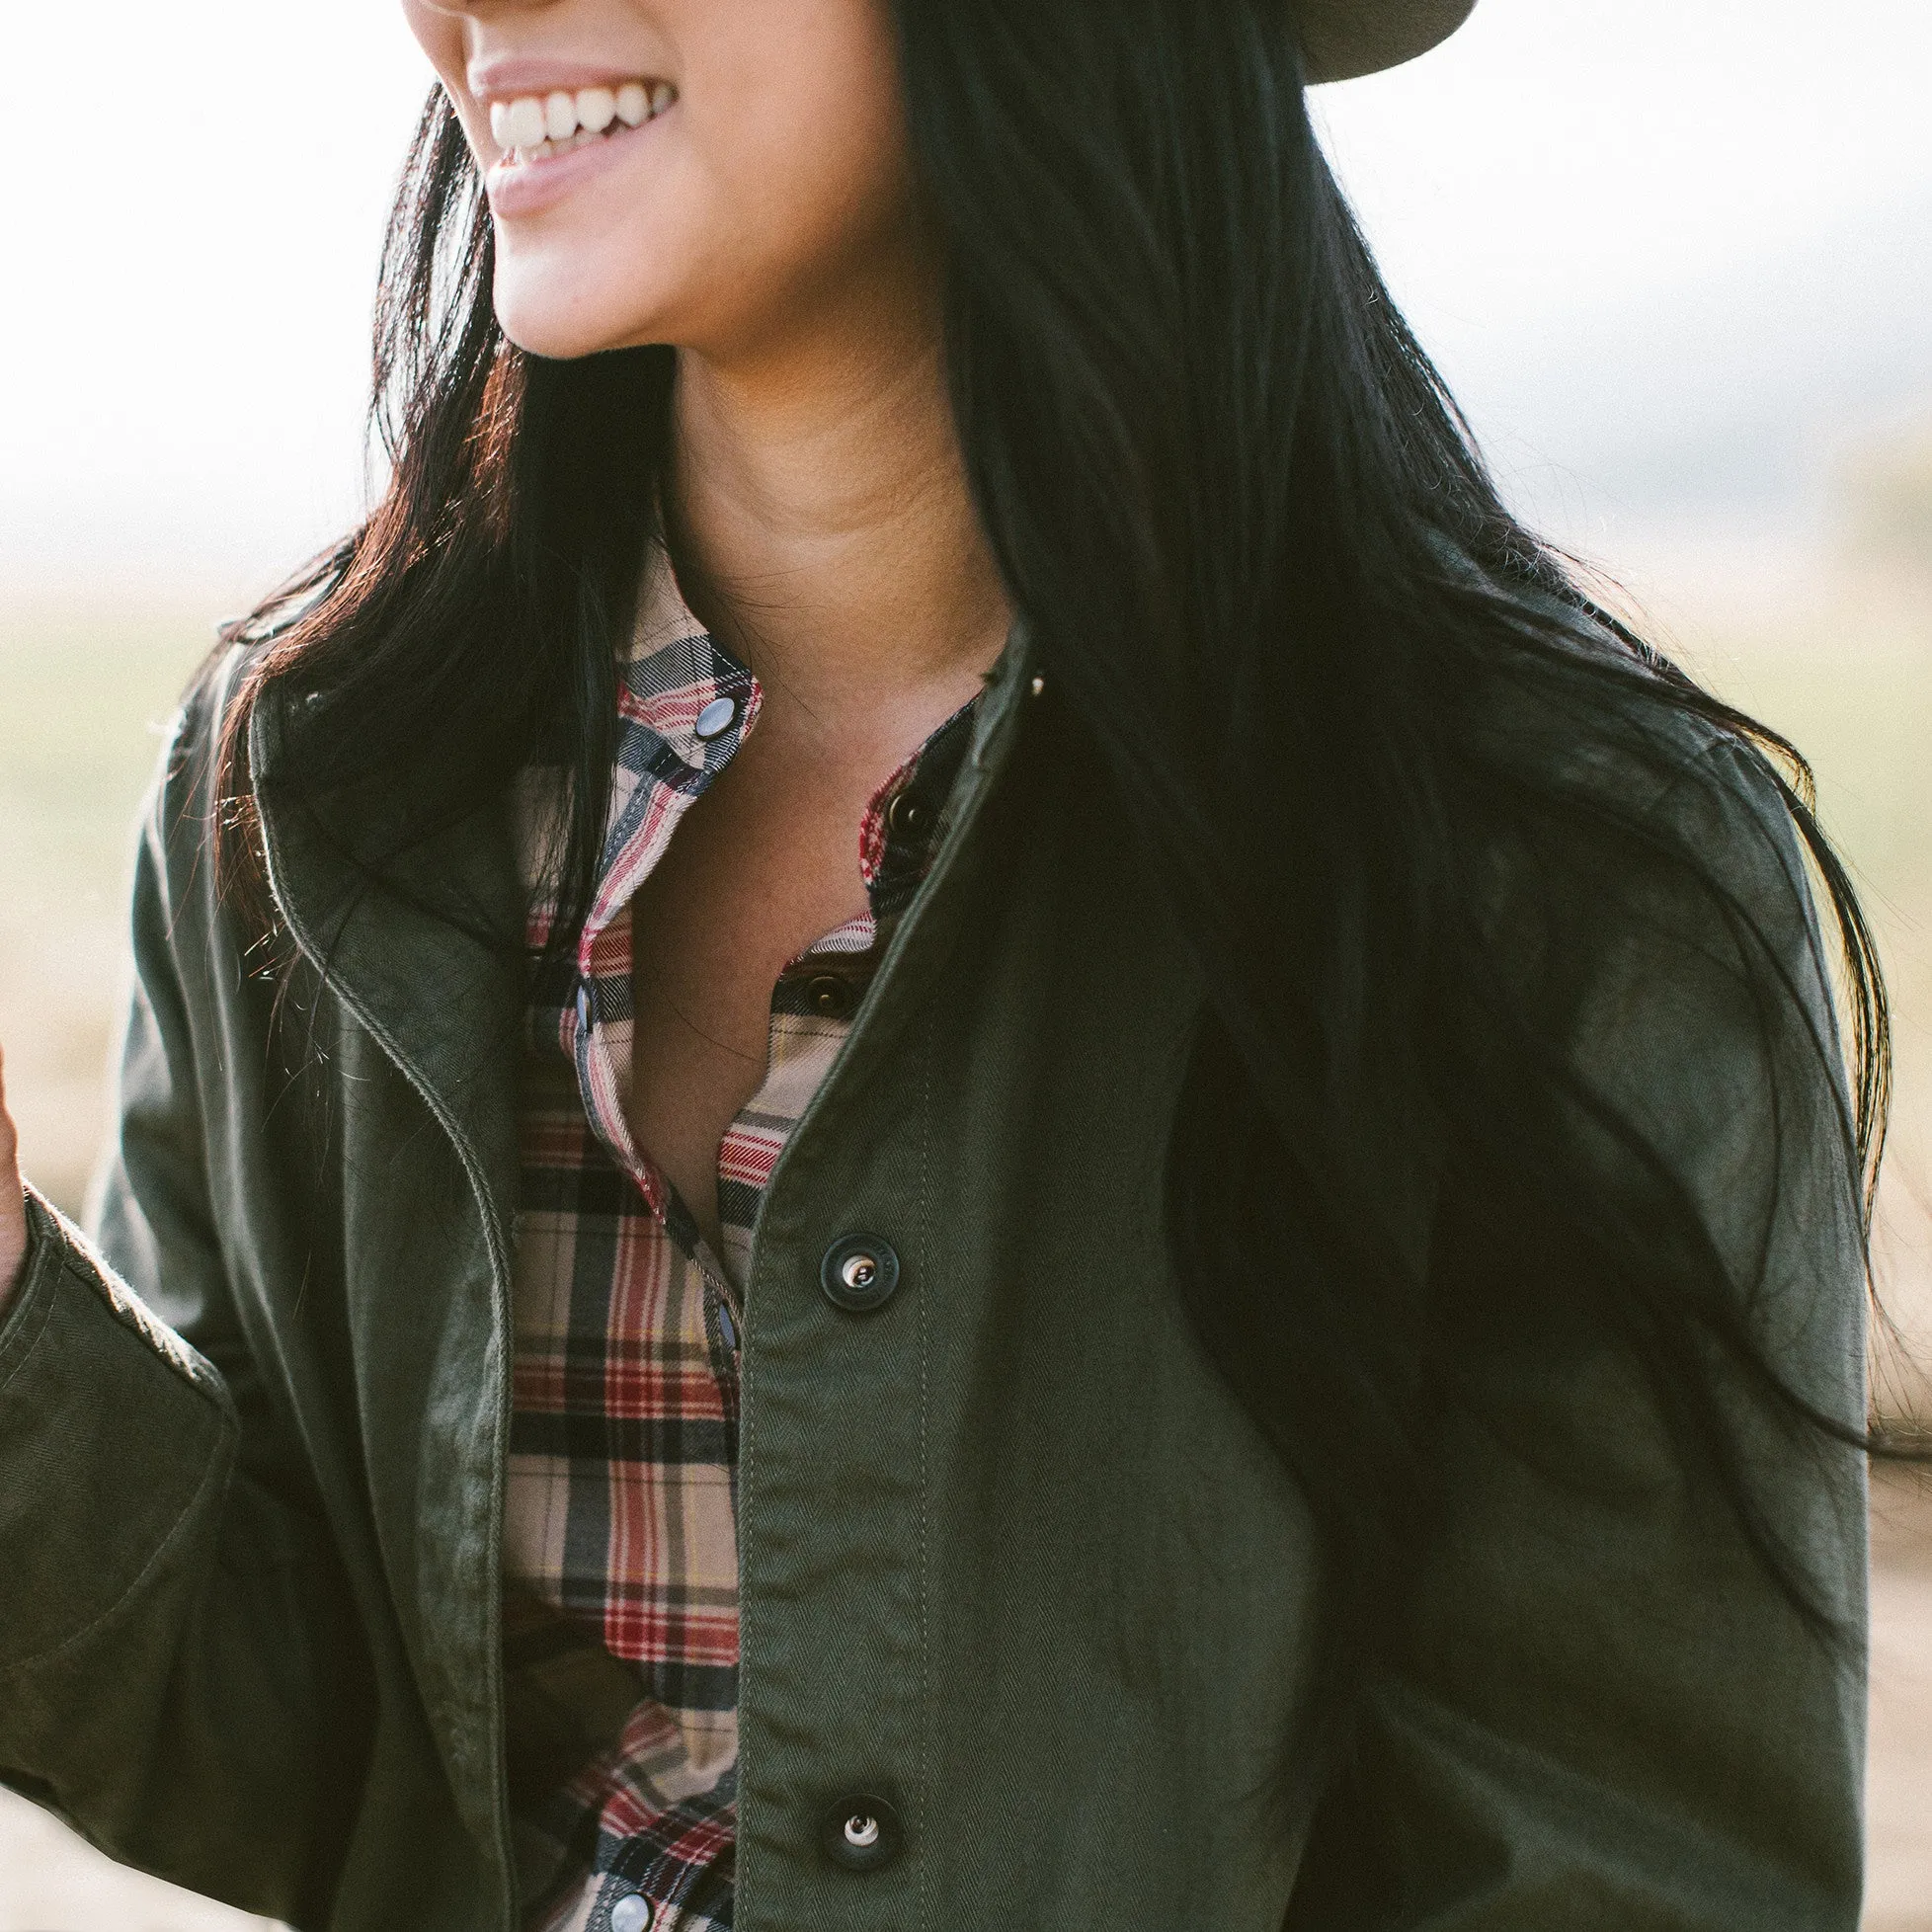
819, 1235, 901, 1314
575, 983, 593, 1033
693, 695, 740, 742
805, 973, 855, 1019
820, 1793, 904, 1872
609, 1894, 653, 1932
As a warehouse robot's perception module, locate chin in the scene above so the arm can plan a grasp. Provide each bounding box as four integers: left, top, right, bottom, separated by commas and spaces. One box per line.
494, 304, 628, 363
491, 262, 664, 362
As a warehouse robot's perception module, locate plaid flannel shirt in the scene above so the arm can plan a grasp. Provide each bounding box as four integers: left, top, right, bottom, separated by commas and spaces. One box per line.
505, 547, 979, 1932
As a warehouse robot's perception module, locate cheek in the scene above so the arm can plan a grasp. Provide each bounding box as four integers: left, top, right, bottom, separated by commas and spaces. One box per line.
399, 3, 496, 174
737, 70, 917, 269
716, 8, 919, 287
399, 1, 467, 94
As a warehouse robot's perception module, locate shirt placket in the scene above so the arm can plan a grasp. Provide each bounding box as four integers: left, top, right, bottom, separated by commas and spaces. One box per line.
570, 653, 761, 1296
559, 647, 761, 1932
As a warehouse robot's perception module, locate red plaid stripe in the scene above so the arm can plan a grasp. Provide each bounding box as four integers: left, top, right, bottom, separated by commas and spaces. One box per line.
504, 545, 978, 1932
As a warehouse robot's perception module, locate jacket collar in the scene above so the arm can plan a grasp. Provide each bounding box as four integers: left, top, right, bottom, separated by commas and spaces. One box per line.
244, 618, 1040, 1275
248, 680, 528, 1280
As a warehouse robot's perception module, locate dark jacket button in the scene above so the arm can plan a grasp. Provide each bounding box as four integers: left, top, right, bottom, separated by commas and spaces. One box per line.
820, 1794, 905, 1872
885, 790, 930, 838
805, 973, 855, 1019
820, 1235, 901, 1313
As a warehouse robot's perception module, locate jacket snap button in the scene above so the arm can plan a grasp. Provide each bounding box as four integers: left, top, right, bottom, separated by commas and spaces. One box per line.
821, 1794, 904, 1872
885, 789, 929, 838
609, 1895, 652, 1932
693, 695, 740, 742
805, 973, 855, 1019
820, 1235, 901, 1314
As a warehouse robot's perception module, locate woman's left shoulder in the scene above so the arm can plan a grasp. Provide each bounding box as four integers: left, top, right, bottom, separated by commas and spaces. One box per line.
1450, 610, 1859, 1209
1458, 598, 1825, 983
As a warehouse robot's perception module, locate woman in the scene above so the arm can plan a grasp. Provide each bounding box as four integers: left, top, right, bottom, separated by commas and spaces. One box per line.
0, 0, 1888, 1927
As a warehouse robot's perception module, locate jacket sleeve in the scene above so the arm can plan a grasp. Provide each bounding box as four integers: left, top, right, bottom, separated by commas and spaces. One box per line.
1290, 737, 1870, 1929
0, 682, 362, 1928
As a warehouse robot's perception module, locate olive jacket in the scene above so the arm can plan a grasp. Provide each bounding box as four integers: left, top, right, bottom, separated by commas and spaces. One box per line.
0, 627, 1868, 1930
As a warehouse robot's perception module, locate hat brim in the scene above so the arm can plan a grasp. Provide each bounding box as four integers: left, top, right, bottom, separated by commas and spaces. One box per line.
1296, 0, 1477, 83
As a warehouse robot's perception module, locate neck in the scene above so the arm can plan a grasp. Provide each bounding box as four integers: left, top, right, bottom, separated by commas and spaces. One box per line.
666, 262, 1011, 721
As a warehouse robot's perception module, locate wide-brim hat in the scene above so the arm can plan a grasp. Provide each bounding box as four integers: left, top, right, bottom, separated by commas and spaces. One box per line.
1297, 0, 1477, 82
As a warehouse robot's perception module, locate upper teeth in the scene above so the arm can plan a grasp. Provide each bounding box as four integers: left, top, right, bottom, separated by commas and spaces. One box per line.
489, 81, 677, 157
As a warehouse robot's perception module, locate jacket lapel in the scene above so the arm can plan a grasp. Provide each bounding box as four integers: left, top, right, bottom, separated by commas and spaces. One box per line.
247, 682, 526, 1261
247, 681, 526, 1866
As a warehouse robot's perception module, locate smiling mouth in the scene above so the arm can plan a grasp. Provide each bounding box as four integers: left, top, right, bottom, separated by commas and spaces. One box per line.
489, 81, 678, 166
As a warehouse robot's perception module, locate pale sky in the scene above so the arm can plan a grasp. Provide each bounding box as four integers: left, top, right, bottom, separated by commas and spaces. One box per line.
2, 0, 1927, 608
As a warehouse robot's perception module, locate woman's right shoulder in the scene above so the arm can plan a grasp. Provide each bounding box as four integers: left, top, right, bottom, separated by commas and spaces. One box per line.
135, 632, 303, 965
147, 637, 257, 832
159, 537, 357, 809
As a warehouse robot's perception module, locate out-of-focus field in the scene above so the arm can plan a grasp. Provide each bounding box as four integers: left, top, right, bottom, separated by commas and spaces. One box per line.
0, 612, 207, 1216
1, 561, 1929, 1923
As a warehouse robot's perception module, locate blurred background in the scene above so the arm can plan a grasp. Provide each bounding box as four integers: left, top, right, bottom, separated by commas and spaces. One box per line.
1, 0, 1926, 1923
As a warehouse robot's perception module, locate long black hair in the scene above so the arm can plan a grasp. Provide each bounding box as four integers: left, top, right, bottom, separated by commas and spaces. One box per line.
216, 0, 1897, 1767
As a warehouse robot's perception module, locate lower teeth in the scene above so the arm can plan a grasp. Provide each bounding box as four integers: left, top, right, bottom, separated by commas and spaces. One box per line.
517, 127, 612, 164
